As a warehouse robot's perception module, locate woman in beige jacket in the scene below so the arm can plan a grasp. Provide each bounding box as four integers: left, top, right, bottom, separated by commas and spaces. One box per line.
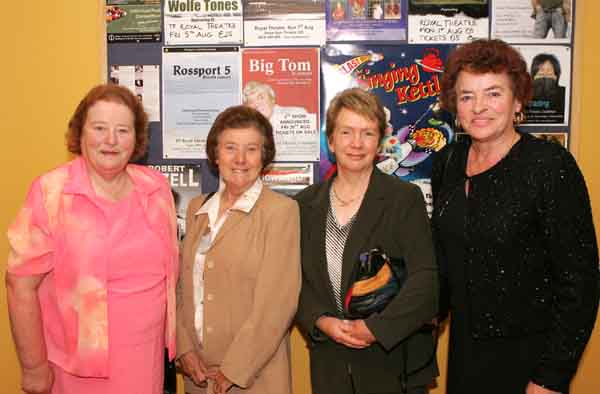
176, 106, 301, 394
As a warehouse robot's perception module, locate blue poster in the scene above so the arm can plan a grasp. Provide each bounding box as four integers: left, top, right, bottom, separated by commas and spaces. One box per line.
320, 44, 455, 211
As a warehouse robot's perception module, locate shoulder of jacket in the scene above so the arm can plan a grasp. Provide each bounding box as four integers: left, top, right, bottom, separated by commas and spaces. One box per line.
259, 187, 298, 213
376, 169, 420, 194
36, 161, 72, 189
293, 182, 325, 204
128, 164, 171, 188
519, 133, 572, 166
188, 193, 212, 213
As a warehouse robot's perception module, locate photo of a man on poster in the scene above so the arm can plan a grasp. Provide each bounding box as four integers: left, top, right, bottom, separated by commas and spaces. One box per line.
242, 81, 308, 121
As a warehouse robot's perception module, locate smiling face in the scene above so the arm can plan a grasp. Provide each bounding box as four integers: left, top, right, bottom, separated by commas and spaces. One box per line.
328, 108, 380, 175
455, 71, 521, 143
80, 100, 136, 178
216, 127, 265, 195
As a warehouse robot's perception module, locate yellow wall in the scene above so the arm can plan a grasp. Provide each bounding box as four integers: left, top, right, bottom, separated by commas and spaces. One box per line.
1, 2, 598, 393
0, 2, 104, 391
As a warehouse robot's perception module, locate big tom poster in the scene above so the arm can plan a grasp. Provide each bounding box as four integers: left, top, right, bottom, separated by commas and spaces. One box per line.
321, 44, 455, 213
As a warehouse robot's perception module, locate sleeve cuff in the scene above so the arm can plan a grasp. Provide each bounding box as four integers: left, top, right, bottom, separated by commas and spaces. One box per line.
531, 361, 576, 393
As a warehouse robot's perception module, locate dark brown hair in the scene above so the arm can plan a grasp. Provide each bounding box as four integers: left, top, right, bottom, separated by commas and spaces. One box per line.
205, 105, 275, 171
66, 83, 149, 161
440, 39, 532, 114
326, 87, 386, 143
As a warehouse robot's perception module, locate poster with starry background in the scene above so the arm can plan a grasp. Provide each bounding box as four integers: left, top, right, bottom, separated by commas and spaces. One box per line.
320, 44, 455, 213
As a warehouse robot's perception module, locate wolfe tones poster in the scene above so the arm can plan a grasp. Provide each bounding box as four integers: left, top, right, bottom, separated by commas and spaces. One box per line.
242, 48, 320, 162
321, 44, 454, 213
163, 0, 243, 45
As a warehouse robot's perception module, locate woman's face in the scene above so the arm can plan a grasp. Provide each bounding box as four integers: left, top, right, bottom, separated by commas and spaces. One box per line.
216, 127, 264, 194
328, 108, 380, 175
80, 100, 136, 177
454, 71, 521, 143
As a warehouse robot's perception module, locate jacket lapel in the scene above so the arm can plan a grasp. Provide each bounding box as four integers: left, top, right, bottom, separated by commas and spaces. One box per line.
305, 178, 339, 310
208, 210, 246, 251
340, 169, 388, 299
207, 187, 265, 251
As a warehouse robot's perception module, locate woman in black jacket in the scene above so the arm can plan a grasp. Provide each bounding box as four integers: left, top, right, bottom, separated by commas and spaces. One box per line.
431, 39, 599, 394
295, 88, 438, 394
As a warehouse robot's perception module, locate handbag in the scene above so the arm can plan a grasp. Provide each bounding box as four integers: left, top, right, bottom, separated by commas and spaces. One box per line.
343, 247, 407, 319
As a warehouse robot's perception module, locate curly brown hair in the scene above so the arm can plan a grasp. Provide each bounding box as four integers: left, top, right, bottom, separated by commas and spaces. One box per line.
326, 87, 386, 143
66, 84, 149, 162
440, 39, 532, 114
205, 105, 275, 171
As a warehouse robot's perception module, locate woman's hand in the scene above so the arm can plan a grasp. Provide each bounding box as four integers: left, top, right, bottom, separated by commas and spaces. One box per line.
21, 362, 54, 394
316, 316, 371, 349
209, 369, 233, 394
178, 351, 208, 387
347, 319, 376, 344
526, 381, 562, 394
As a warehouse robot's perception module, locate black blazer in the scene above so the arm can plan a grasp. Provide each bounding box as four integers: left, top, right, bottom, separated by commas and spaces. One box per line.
431, 134, 599, 391
294, 168, 439, 394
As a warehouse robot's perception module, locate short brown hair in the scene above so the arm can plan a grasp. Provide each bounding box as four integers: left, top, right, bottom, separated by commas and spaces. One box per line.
440, 39, 532, 114
326, 88, 386, 143
66, 84, 149, 162
205, 105, 275, 171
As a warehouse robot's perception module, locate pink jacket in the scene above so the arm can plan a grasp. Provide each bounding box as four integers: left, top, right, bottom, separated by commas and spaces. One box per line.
7, 157, 179, 377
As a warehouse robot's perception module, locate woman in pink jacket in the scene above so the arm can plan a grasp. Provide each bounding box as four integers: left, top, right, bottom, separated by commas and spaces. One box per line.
6, 84, 179, 394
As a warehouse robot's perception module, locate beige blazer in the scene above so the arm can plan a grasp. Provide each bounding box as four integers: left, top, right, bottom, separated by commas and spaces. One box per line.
177, 187, 301, 394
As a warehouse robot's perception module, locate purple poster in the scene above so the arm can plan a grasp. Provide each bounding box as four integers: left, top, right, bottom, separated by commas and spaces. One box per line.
326, 0, 407, 41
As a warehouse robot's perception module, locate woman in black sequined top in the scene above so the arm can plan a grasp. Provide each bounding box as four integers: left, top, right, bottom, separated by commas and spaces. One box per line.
431, 39, 599, 394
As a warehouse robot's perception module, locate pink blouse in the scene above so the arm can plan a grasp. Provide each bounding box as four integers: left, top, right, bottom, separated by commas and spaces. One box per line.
7, 157, 179, 377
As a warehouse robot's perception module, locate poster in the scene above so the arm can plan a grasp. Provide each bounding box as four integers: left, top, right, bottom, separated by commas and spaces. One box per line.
321, 44, 454, 213
262, 163, 314, 196
147, 164, 201, 239
408, 0, 489, 44
109, 64, 161, 122
531, 132, 568, 148
106, 0, 162, 43
242, 48, 320, 161
326, 0, 407, 41
244, 0, 326, 46
492, 0, 572, 43
162, 47, 241, 159
164, 0, 243, 45
516, 45, 571, 126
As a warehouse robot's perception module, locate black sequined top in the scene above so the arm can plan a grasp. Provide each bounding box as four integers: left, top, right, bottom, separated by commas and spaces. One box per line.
431, 132, 599, 391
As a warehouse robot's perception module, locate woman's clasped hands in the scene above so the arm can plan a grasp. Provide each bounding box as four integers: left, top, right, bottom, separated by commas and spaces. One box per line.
316, 316, 376, 349
178, 352, 233, 393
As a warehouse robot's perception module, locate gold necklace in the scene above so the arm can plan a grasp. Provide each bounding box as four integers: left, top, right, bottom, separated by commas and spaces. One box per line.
332, 183, 361, 206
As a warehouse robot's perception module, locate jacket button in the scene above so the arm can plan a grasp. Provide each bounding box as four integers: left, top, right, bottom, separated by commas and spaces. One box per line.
207, 260, 215, 269
206, 293, 214, 301
206, 326, 213, 334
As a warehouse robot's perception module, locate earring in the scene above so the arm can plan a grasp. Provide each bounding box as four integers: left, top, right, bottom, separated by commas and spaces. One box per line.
453, 117, 462, 132
513, 111, 525, 126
